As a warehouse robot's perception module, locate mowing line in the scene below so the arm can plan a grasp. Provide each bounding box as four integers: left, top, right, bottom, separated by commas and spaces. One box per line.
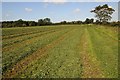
3, 30, 41, 40
88, 27, 118, 78
2, 28, 67, 52
79, 28, 104, 78
94, 27, 118, 41
2, 28, 57, 40
3, 29, 61, 47
2, 28, 70, 73
18, 27, 82, 78
3, 28, 76, 78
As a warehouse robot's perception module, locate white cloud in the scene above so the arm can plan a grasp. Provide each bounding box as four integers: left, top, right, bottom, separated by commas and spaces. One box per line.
25, 8, 32, 12
74, 8, 80, 13
44, 0, 66, 4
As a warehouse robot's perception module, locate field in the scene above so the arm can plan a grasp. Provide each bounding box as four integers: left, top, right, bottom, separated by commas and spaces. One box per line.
2, 24, 118, 78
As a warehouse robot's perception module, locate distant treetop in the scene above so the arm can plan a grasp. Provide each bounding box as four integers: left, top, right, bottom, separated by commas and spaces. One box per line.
91, 4, 115, 22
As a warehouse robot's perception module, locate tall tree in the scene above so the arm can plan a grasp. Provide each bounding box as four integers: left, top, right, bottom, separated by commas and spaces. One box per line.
84, 18, 94, 24
38, 19, 44, 26
38, 18, 51, 26
43, 18, 51, 25
91, 4, 115, 22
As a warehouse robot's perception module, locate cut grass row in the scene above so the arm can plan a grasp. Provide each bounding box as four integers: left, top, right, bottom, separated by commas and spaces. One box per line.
2, 24, 118, 78
3, 26, 77, 78
13, 25, 118, 78
87, 26, 118, 78
2, 26, 72, 38
2, 28, 62, 47
14, 26, 84, 78
93, 25, 118, 41
2, 27, 72, 73
2, 26, 58, 37
79, 28, 104, 78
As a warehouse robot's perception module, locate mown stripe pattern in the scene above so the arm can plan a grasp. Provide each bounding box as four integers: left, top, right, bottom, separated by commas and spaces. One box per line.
2, 25, 118, 78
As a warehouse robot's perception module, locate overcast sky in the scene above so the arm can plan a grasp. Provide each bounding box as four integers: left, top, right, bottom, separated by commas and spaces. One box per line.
1, 1, 118, 22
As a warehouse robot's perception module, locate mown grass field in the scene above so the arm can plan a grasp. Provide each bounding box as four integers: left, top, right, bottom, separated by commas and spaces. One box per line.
2, 24, 118, 78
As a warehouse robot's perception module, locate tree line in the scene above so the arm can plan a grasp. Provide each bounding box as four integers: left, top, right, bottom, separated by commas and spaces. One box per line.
1, 18, 52, 28
1, 18, 120, 28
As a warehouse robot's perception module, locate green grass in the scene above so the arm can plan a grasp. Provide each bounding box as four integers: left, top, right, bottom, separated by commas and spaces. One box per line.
2, 24, 118, 78
87, 26, 118, 78
2, 26, 71, 72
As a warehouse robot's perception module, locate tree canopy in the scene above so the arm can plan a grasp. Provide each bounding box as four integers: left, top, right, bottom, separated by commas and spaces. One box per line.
91, 4, 115, 22
38, 18, 52, 26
